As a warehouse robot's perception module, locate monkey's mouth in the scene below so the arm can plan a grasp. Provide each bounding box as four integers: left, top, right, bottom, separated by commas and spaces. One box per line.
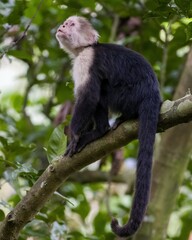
56, 29, 68, 39
57, 29, 65, 34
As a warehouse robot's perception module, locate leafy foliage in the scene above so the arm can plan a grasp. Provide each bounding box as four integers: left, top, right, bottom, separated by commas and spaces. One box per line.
0, 0, 192, 239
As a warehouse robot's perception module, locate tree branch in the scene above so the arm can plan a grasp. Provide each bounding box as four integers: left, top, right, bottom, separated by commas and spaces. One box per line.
68, 169, 134, 184
0, 93, 192, 240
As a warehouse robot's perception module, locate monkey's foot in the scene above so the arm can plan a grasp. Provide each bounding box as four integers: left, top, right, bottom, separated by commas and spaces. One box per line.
112, 119, 123, 130
64, 140, 78, 157
112, 116, 127, 130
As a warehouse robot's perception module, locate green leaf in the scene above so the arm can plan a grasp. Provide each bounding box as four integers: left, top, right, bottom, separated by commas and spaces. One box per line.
74, 194, 90, 219
8, 50, 32, 61
56, 81, 73, 103
47, 124, 67, 162
7, 1, 26, 25
78, 0, 95, 9
145, 0, 159, 11
186, 22, 192, 41
159, 0, 171, 3
94, 211, 110, 234
175, 0, 191, 16
0, 210, 5, 221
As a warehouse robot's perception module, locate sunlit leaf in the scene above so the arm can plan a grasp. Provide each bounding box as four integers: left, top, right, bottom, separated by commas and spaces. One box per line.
175, 0, 191, 16
47, 124, 67, 162
186, 22, 192, 41
0, 210, 5, 221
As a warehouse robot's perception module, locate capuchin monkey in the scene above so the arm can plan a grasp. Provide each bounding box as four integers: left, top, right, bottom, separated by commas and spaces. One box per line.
56, 16, 161, 238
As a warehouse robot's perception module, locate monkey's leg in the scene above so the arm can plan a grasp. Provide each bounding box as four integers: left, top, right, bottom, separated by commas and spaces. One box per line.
112, 111, 137, 130
112, 115, 128, 130
64, 84, 101, 157
75, 101, 110, 153
64, 117, 95, 157
75, 129, 108, 153
64, 118, 94, 156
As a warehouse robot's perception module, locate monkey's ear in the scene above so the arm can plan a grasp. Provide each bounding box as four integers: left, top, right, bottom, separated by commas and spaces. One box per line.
86, 30, 99, 44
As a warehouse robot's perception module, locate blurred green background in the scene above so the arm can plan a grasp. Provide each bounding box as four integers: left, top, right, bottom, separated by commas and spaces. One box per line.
0, 0, 192, 239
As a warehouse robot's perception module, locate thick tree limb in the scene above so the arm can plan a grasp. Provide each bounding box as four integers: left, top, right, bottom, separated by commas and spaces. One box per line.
0, 93, 192, 240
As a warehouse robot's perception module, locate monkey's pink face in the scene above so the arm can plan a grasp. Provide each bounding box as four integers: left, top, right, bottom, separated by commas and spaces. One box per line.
56, 20, 76, 40
56, 16, 99, 50
56, 17, 82, 48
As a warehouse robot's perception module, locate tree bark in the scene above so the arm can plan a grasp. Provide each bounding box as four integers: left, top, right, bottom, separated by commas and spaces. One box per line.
0, 93, 192, 239
134, 48, 192, 240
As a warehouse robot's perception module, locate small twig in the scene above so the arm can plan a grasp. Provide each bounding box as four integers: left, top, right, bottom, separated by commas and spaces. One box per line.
0, 0, 44, 58
109, 14, 120, 42
160, 16, 177, 93
186, 88, 191, 95
105, 171, 113, 218
54, 191, 74, 206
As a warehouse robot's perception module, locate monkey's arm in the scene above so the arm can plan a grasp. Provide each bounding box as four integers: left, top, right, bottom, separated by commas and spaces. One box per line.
65, 80, 101, 157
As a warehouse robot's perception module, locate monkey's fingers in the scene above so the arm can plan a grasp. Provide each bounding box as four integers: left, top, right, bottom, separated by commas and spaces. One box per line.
76, 142, 86, 153
64, 147, 71, 156
112, 118, 125, 130
64, 140, 78, 157
111, 122, 118, 130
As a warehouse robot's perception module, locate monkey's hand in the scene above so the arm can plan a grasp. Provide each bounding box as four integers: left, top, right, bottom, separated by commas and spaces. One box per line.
112, 116, 126, 130
64, 134, 80, 157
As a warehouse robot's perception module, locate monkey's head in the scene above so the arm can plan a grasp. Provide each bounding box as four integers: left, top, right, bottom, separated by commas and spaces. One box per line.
56, 16, 99, 54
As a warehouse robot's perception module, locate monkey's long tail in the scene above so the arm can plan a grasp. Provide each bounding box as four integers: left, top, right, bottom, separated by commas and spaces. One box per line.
111, 96, 160, 237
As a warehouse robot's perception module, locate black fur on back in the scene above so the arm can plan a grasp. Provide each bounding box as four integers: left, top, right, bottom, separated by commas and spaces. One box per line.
68, 43, 161, 237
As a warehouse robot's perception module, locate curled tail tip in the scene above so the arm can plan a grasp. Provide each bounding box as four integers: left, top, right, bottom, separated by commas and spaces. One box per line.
111, 217, 119, 230
111, 218, 124, 237
111, 217, 141, 238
